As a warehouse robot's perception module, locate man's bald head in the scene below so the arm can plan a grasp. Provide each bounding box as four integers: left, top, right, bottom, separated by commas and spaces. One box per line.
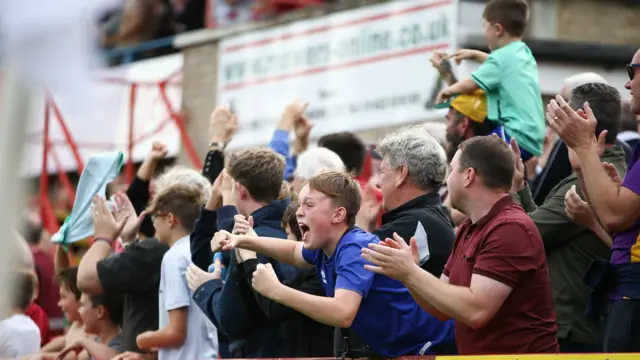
561, 72, 608, 100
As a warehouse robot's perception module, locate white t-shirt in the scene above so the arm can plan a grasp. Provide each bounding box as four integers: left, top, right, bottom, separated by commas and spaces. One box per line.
0, 314, 41, 357
158, 236, 218, 360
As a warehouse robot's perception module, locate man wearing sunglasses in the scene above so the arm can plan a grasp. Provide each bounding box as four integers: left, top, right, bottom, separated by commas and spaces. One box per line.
547, 50, 640, 352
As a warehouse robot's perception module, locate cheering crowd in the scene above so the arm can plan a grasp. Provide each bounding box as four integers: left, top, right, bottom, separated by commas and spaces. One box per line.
4, 0, 640, 358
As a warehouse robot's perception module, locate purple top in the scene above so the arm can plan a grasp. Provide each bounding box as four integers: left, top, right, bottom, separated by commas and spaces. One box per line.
611, 145, 640, 266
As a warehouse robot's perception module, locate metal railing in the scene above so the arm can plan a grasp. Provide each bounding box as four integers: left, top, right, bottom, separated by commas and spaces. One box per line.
102, 35, 176, 65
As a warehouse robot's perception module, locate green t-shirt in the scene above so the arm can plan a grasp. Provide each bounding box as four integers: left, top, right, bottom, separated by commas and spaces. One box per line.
471, 41, 545, 156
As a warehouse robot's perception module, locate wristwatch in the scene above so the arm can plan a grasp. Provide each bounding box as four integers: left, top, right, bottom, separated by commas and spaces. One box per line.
209, 141, 224, 151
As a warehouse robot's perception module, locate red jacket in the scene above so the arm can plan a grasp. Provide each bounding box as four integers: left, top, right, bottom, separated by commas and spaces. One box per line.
25, 303, 50, 346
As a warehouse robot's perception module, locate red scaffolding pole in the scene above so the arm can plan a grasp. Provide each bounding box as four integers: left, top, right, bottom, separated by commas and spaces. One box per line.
158, 81, 202, 169
126, 83, 137, 182
47, 93, 85, 173
39, 103, 59, 235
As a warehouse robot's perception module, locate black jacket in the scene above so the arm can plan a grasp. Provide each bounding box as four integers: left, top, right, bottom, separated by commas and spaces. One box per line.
242, 259, 334, 357
374, 192, 454, 277
191, 200, 297, 358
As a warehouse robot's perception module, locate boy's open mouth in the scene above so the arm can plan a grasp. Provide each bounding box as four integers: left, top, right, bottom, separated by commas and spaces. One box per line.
299, 223, 310, 241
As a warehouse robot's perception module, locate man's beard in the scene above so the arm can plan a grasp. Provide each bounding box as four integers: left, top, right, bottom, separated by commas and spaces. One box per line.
445, 131, 465, 162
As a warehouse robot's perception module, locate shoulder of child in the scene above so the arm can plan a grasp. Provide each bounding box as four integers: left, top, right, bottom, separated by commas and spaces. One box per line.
339, 228, 378, 251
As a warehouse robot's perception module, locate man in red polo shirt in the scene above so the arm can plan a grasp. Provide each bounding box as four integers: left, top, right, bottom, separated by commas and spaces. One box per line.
362, 136, 558, 355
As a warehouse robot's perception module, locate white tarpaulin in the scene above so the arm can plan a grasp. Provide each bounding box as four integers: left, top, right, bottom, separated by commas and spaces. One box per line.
217, 0, 458, 148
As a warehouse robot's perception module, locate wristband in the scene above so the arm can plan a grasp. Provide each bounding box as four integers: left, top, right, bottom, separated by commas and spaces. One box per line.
93, 237, 114, 246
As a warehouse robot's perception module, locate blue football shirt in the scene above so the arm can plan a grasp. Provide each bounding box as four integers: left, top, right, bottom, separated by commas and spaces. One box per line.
302, 227, 455, 357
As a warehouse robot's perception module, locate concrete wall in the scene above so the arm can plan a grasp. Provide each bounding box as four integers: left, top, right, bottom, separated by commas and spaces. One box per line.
179, 43, 219, 165
557, 0, 640, 45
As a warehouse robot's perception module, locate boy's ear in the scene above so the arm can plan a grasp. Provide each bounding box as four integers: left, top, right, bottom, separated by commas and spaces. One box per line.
97, 304, 106, 319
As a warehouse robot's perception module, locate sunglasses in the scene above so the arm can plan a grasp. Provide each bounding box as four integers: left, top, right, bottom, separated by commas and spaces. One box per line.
627, 63, 640, 81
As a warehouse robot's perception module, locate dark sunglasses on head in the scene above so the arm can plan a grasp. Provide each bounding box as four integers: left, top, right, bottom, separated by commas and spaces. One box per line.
627, 63, 640, 80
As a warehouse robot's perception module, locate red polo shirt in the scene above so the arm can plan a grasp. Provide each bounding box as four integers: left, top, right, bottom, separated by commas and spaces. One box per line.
443, 196, 558, 355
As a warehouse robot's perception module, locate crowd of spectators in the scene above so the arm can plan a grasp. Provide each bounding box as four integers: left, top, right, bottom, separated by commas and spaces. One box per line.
97, 0, 331, 65
5, 0, 640, 358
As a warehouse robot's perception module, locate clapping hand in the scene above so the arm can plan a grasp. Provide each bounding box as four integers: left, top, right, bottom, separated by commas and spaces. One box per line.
91, 195, 128, 241
113, 192, 146, 243
361, 233, 421, 282
564, 185, 597, 230
546, 96, 597, 151
355, 185, 381, 232
508, 137, 526, 191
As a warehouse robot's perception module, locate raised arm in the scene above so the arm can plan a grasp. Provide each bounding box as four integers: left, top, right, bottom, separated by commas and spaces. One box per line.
126, 142, 168, 239
204, 105, 237, 184
270, 100, 309, 180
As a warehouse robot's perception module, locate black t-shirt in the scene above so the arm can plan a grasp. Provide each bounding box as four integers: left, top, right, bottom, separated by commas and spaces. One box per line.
97, 238, 169, 353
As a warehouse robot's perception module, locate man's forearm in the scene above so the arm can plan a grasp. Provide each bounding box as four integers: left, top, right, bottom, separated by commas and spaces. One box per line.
237, 235, 299, 266
404, 266, 482, 327
577, 147, 623, 225
272, 285, 353, 328
76, 241, 111, 293
42, 336, 66, 352
136, 158, 158, 181
408, 288, 449, 322
55, 245, 71, 272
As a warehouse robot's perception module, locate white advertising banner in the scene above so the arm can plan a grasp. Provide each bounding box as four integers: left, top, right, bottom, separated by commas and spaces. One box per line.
217, 0, 458, 148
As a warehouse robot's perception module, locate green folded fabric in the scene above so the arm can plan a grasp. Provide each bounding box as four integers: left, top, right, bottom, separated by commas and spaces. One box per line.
52, 151, 123, 246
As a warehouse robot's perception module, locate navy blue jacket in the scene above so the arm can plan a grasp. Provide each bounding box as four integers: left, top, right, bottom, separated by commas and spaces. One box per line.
191, 200, 296, 358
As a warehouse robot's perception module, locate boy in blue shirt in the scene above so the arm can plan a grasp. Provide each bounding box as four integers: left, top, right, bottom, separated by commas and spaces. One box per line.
214, 171, 455, 357
436, 0, 544, 162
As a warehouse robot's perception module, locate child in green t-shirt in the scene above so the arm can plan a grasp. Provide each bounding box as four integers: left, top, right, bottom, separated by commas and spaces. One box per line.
436, 0, 544, 161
